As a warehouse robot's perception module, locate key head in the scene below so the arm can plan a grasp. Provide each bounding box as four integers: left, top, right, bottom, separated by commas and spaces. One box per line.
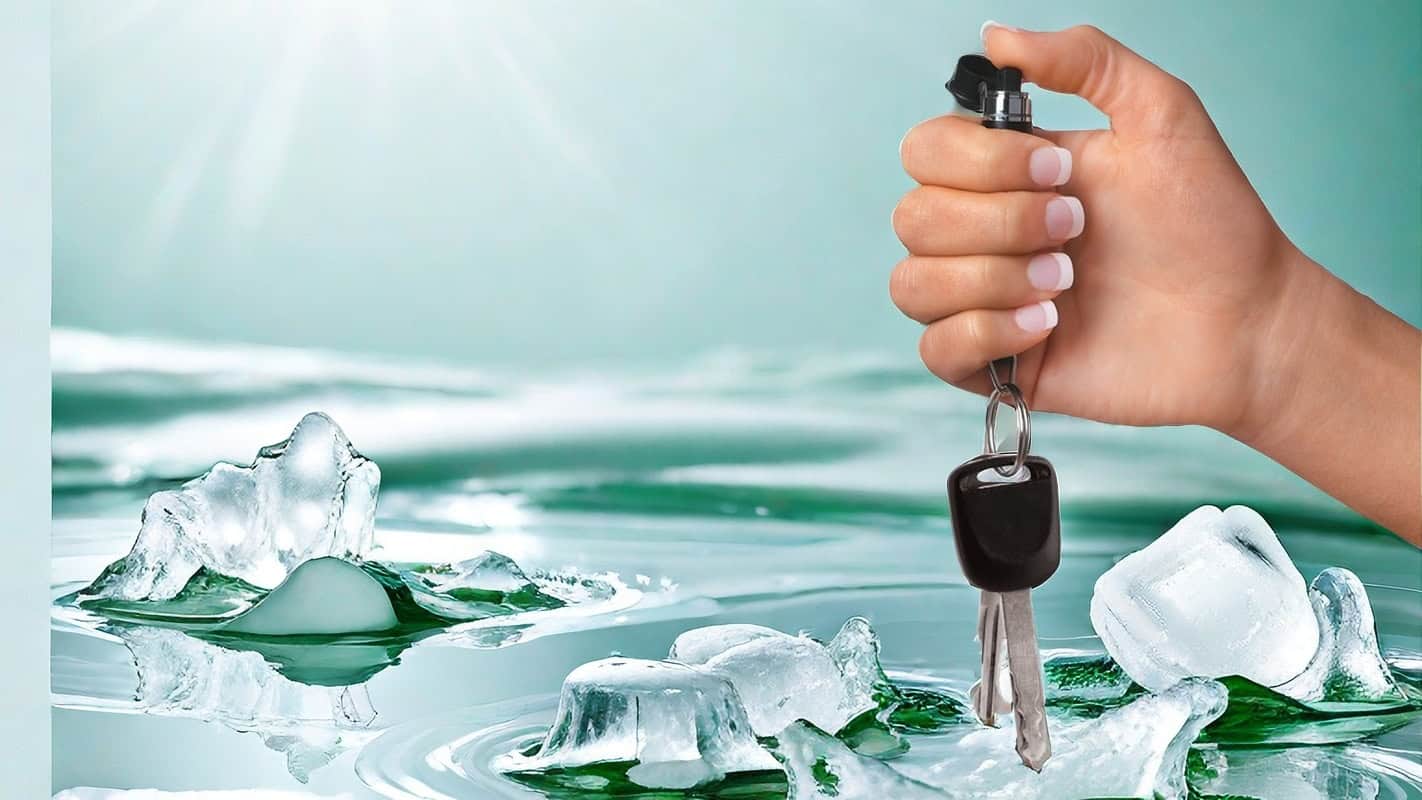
948, 453, 1061, 592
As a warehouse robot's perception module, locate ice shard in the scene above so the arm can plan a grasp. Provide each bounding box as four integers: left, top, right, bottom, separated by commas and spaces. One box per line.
1275, 567, 1404, 704
492, 657, 778, 789
115, 626, 380, 782
767, 721, 950, 799
85, 412, 380, 601
1089, 505, 1318, 691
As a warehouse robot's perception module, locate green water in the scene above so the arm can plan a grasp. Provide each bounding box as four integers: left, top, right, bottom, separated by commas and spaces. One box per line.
50, 330, 1422, 798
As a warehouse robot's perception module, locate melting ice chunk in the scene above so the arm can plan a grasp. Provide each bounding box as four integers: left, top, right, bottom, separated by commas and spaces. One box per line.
1276, 567, 1404, 704
668, 619, 879, 735
768, 721, 950, 799
1090, 505, 1318, 691
767, 680, 1227, 800
116, 626, 379, 781
85, 413, 380, 601
493, 658, 778, 789
396, 551, 575, 620
912, 678, 1228, 800
221, 557, 397, 636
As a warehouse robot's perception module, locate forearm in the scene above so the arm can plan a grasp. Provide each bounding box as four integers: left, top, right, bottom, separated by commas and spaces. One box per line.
1233, 248, 1422, 544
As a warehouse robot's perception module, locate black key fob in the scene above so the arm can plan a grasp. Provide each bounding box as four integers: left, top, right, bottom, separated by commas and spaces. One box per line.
948, 453, 1060, 592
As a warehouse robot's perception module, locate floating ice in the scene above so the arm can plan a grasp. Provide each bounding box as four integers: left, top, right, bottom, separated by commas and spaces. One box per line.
115, 626, 380, 781
766, 679, 1228, 800
492, 658, 778, 789
913, 678, 1227, 800
221, 557, 397, 636
668, 619, 878, 735
768, 721, 950, 799
85, 413, 380, 601
1276, 567, 1404, 704
395, 551, 569, 621
1090, 505, 1318, 691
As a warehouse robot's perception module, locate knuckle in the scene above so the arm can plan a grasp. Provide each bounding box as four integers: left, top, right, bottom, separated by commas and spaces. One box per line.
959, 311, 990, 352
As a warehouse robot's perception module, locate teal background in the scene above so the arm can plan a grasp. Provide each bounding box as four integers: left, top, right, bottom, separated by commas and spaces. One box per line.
51, 0, 1422, 365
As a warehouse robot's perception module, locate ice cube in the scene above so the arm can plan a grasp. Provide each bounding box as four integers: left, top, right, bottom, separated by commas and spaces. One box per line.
1090, 505, 1318, 691
669, 621, 879, 735
767, 721, 951, 799
85, 413, 380, 601
221, 557, 397, 636
493, 658, 778, 789
670, 623, 781, 664
914, 678, 1228, 800
116, 626, 379, 781
1276, 567, 1404, 704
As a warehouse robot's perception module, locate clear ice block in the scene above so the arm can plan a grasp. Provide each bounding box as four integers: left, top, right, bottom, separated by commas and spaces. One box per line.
668, 620, 879, 735
492, 657, 778, 789
1275, 567, 1404, 704
1089, 505, 1318, 691
85, 412, 380, 601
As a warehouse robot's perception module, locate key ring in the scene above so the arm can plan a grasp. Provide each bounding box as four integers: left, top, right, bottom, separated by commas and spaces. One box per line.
983, 381, 1031, 477
986, 355, 1016, 394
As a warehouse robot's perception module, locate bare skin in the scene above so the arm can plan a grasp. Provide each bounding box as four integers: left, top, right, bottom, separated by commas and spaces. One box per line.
891, 23, 1421, 544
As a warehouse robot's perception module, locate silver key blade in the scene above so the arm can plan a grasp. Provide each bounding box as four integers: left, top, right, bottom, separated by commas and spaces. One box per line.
1000, 588, 1051, 771
972, 590, 1004, 726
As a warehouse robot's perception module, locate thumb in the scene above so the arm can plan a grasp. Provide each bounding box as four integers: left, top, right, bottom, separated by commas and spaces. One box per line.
983, 23, 1194, 133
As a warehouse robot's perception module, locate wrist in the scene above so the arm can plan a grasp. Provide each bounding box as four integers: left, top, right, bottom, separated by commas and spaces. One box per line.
1227, 244, 1420, 456
1225, 245, 1353, 447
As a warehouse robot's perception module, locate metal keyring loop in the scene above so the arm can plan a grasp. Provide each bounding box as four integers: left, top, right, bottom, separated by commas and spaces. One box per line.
986, 356, 1016, 394
983, 382, 1031, 476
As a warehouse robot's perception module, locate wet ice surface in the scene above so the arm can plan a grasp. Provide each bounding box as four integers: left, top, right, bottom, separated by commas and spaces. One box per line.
669, 620, 880, 735
493, 658, 779, 789
50, 331, 1422, 798
769, 679, 1228, 800
86, 412, 380, 601
1278, 567, 1405, 704
1091, 505, 1320, 691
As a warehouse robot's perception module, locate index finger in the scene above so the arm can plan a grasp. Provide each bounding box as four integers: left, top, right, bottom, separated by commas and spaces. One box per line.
900, 114, 1072, 192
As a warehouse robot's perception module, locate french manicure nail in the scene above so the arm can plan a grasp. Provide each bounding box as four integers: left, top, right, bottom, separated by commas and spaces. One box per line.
980, 20, 1021, 41
1027, 253, 1074, 292
1014, 300, 1059, 333
1045, 196, 1085, 240
1029, 146, 1072, 187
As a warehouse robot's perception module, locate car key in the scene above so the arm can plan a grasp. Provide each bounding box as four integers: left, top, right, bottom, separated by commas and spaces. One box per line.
943, 51, 1062, 773
949, 450, 1060, 771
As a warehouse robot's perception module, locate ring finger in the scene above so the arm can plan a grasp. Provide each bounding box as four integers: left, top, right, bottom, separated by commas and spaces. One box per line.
890, 252, 1074, 323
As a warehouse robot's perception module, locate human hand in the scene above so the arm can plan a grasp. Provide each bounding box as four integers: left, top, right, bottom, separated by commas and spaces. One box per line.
891, 23, 1301, 434
890, 23, 1422, 541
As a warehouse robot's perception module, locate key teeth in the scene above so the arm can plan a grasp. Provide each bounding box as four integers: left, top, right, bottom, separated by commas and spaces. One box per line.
1016, 742, 1050, 773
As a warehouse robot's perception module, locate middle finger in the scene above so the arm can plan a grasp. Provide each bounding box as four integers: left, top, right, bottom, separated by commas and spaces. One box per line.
893, 186, 1085, 256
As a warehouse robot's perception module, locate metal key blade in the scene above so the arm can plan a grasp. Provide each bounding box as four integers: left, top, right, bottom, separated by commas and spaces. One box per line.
1000, 588, 1051, 771
972, 590, 1004, 726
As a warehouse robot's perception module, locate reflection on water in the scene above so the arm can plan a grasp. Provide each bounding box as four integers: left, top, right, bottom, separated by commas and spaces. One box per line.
50, 329, 1422, 798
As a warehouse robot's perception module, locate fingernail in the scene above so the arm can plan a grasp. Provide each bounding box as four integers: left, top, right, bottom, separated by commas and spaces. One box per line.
1045, 196, 1085, 240
980, 20, 1021, 41
1029, 146, 1072, 187
1027, 252, 1074, 292
1015, 300, 1059, 333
